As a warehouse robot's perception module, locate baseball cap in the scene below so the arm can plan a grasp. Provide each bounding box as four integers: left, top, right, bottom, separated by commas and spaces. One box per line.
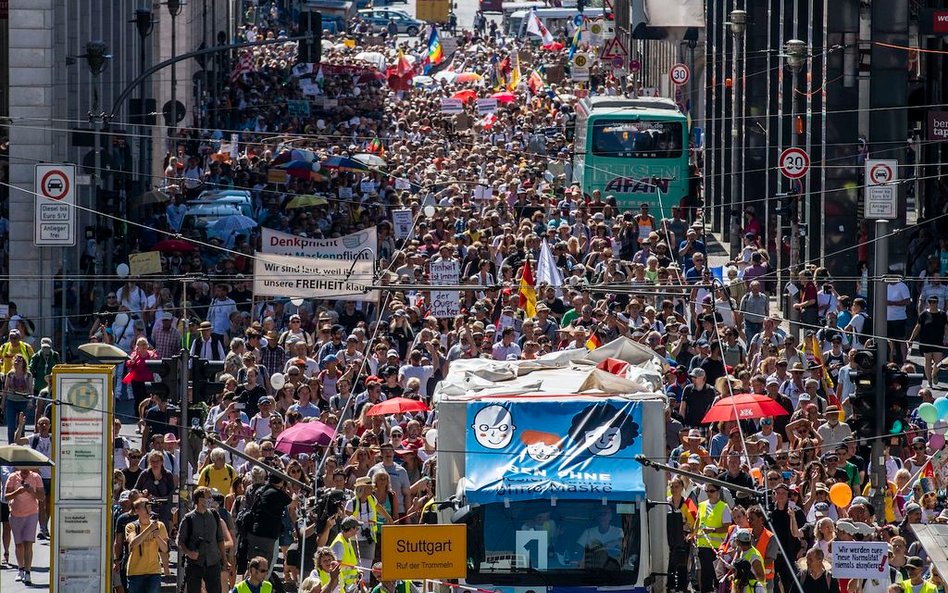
689, 368, 706, 378
736, 530, 753, 544
386, 349, 399, 358
163, 433, 179, 443
906, 556, 925, 569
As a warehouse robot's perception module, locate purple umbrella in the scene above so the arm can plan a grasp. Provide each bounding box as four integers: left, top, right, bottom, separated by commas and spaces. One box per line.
275, 420, 336, 455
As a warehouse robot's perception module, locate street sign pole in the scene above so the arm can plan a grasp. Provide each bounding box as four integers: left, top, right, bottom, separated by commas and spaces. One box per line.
177, 347, 189, 593
870, 219, 889, 515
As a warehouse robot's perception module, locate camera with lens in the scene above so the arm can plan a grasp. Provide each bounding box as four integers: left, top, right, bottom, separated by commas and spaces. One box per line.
360, 526, 375, 541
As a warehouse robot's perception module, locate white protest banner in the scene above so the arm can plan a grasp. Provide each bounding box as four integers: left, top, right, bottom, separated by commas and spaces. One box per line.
360, 180, 376, 194
261, 227, 377, 260
338, 186, 353, 199
476, 97, 498, 115
394, 178, 411, 190
474, 184, 493, 200
832, 541, 889, 579
392, 209, 413, 240
429, 260, 460, 318
254, 253, 378, 302
441, 98, 463, 114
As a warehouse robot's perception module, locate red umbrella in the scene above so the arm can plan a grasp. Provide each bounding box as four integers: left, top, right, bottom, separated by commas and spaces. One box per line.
364, 397, 430, 417
492, 91, 517, 103
701, 393, 791, 423
542, 41, 565, 51
451, 89, 477, 103
153, 239, 197, 252
274, 420, 336, 455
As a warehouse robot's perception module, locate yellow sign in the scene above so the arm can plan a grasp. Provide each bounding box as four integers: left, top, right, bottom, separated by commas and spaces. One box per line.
267, 167, 288, 185
380, 524, 467, 581
344, 38, 356, 49
129, 250, 163, 276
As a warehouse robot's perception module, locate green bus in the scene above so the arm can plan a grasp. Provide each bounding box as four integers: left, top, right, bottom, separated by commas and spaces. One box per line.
573, 96, 691, 215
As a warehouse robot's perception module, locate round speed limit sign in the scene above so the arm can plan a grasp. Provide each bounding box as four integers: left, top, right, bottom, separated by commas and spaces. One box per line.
778, 147, 810, 179
669, 63, 690, 86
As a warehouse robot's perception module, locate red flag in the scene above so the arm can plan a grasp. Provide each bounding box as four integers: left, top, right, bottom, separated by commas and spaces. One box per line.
230, 51, 255, 82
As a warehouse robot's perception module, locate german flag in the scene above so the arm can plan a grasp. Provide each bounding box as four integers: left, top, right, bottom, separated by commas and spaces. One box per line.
518, 260, 536, 318
585, 327, 602, 351
682, 497, 698, 529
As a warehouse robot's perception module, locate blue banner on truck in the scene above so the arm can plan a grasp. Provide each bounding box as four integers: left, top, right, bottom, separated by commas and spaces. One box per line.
464, 400, 645, 503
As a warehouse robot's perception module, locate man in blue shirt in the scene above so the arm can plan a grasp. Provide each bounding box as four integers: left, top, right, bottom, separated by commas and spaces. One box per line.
678, 227, 706, 270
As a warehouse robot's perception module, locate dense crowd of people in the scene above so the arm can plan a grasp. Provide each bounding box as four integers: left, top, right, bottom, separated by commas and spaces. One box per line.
2, 2, 948, 593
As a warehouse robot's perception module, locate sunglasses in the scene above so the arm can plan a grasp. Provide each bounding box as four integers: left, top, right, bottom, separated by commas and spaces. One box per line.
706, 488, 718, 493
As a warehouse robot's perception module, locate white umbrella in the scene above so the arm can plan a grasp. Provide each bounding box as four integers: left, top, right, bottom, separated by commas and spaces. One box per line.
353, 153, 386, 168
209, 214, 258, 234
412, 75, 435, 87
433, 71, 457, 82
355, 51, 387, 70
0, 444, 54, 467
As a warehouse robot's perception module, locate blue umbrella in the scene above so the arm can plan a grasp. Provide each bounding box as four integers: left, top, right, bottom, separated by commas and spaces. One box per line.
320, 155, 368, 172
209, 214, 258, 234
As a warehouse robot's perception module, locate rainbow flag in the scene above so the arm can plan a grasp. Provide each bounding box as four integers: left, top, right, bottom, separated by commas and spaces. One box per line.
425, 26, 443, 74
519, 260, 537, 318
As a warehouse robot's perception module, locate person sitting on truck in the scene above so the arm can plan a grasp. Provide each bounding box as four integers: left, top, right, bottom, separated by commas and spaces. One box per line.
577, 507, 623, 569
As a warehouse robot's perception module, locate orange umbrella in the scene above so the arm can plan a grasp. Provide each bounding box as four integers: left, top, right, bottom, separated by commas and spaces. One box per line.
455, 72, 483, 83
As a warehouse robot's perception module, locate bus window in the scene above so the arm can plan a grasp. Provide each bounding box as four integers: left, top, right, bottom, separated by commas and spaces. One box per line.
592, 120, 683, 159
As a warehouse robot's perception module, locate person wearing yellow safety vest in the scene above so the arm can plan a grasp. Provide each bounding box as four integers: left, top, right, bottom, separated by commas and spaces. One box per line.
746, 506, 777, 593
733, 530, 766, 584
346, 476, 393, 571
370, 561, 420, 593
730, 558, 765, 593
331, 517, 364, 593
693, 484, 732, 593
231, 555, 272, 593
902, 557, 937, 593
311, 546, 342, 593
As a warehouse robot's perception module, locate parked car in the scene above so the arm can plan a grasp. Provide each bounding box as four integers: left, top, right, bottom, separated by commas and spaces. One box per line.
357, 8, 422, 35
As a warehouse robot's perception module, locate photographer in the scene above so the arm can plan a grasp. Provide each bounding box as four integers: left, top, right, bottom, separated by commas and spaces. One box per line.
247, 473, 294, 580
287, 489, 346, 581
179, 486, 227, 593
124, 497, 169, 593
345, 477, 393, 573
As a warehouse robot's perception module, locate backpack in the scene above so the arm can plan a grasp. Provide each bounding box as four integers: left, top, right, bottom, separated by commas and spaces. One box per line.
235, 485, 261, 533
201, 464, 234, 487
855, 312, 872, 345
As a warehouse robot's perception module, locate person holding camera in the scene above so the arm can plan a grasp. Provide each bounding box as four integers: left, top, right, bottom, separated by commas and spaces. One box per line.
179, 486, 228, 593
345, 476, 393, 572
124, 497, 169, 593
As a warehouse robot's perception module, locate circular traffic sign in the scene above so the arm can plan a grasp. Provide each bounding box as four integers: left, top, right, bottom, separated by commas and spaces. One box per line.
669, 63, 690, 86
868, 162, 894, 184
40, 169, 70, 200
629, 59, 641, 73
573, 53, 589, 68
611, 56, 624, 68
779, 147, 810, 179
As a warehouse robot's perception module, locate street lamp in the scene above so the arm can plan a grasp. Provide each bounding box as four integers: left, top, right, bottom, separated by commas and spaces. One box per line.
81, 41, 111, 315
728, 9, 746, 258
133, 9, 154, 193
165, 0, 186, 132
784, 38, 806, 336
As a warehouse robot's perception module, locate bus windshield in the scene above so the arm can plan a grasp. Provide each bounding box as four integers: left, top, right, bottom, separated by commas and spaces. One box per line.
467, 500, 641, 586
592, 119, 683, 158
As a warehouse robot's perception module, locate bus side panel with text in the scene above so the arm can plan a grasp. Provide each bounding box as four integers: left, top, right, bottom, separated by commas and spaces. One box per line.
574, 97, 690, 215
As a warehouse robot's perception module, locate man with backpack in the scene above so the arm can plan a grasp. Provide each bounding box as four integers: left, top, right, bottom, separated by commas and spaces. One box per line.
246, 473, 293, 580
843, 298, 872, 350
179, 486, 228, 593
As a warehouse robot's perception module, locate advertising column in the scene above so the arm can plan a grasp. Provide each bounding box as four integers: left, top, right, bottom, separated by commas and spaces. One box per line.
50, 366, 114, 593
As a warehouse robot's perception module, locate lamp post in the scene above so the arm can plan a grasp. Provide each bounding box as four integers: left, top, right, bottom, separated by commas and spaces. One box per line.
133, 9, 154, 197
166, 0, 186, 134
82, 41, 111, 314
728, 9, 746, 259
784, 39, 806, 337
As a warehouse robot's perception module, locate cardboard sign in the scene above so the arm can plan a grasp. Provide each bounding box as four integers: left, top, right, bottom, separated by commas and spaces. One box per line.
394, 178, 411, 190
267, 168, 287, 184
832, 541, 889, 579
392, 208, 413, 240
429, 259, 460, 318
338, 186, 353, 199
441, 98, 464, 114
380, 525, 467, 581
474, 184, 492, 200
475, 98, 498, 115
128, 251, 163, 276
287, 100, 311, 117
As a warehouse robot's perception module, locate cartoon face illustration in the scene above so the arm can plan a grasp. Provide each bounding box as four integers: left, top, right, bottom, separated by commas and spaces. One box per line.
567, 403, 640, 458
472, 405, 515, 449
582, 426, 622, 456
521, 430, 563, 462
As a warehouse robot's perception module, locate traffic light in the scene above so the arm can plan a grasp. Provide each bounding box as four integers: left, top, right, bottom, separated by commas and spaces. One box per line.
848, 350, 876, 439
884, 368, 909, 435
145, 358, 180, 403
298, 11, 322, 65
774, 191, 798, 220
192, 358, 226, 403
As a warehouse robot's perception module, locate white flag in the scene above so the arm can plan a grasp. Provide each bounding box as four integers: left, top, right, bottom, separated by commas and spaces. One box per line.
526, 9, 555, 44
537, 240, 565, 296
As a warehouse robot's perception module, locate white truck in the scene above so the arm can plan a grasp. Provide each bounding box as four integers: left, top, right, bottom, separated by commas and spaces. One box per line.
433, 337, 670, 593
